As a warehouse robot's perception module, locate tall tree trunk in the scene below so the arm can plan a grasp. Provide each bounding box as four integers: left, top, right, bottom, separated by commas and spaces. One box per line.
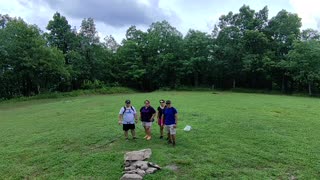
269, 80, 273, 91
281, 75, 285, 93
194, 72, 199, 87
233, 79, 236, 89
308, 82, 312, 96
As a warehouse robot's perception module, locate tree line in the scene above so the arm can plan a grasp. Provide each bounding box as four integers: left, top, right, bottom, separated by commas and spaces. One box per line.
1, 5, 320, 99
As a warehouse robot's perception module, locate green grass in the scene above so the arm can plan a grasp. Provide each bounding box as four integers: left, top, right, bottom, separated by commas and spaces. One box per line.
1, 91, 320, 179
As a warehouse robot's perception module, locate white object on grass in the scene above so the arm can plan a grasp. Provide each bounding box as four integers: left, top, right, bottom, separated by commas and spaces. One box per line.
184, 125, 192, 131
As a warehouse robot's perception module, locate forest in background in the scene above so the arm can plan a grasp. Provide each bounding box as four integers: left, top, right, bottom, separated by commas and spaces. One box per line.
1, 5, 320, 99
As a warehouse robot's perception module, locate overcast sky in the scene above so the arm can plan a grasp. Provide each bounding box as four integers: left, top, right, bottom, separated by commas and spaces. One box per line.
1, 0, 320, 43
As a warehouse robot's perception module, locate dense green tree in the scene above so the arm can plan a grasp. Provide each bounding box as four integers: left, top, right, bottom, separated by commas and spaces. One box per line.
288, 40, 320, 95
46, 13, 73, 55
265, 10, 302, 92
2, 6, 320, 99
182, 30, 211, 87
0, 18, 68, 98
146, 21, 184, 88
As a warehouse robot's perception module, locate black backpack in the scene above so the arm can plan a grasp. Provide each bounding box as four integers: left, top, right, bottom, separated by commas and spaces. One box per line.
122, 106, 135, 114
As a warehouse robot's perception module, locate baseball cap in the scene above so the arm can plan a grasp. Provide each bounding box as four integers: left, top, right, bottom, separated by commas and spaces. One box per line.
125, 100, 131, 104
166, 100, 171, 104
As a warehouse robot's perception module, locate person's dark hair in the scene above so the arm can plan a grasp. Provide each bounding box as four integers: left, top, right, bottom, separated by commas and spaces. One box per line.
145, 100, 150, 104
166, 100, 171, 104
159, 99, 165, 103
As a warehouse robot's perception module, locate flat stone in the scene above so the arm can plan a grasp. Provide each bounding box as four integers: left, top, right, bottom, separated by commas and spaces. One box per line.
141, 164, 148, 170
125, 170, 138, 174
136, 169, 146, 177
120, 174, 143, 180
124, 166, 136, 171
124, 161, 131, 167
148, 162, 161, 170
124, 149, 152, 161
145, 167, 157, 174
132, 160, 148, 168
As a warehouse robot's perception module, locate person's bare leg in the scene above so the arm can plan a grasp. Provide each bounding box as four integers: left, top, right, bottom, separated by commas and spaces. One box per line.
131, 129, 136, 139
160, 126, 164, 138
124, 131, 128, 139
167, 133, 172, 143
146, 127, 152, 140
143, 126, 148, 138
172, 135, 176, 146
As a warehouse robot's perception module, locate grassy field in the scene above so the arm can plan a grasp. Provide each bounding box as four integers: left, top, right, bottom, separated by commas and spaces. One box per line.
1, 91, 320, 179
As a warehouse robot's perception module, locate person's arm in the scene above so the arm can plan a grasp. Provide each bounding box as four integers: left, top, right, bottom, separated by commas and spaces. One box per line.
156, 108, 159, 120
173, 113, 178, 128
118, 108, 123, 125
134, 113, 138, 123
118, 114, 123, 125
150, 108, 156, 121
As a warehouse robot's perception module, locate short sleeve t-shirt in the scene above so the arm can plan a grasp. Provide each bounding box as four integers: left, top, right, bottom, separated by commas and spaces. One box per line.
140, 106, 156, 122
119, 106, 136, 124
157, 106, 166, 119
164, 107, 177, 125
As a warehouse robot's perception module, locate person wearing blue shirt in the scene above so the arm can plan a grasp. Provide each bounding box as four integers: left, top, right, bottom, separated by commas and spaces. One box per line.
162, 100, 178, 146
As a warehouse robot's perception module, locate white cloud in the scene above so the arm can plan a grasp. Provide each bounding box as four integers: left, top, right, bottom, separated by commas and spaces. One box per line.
1, 0, 319, 43
290, 0, 320, 30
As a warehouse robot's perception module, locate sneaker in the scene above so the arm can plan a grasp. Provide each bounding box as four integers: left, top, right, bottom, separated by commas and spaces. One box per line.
160, 136, 163, 139
133, 137, 137, 140
172, 141, 176, 147
146, 136, 152, 140
125, 138, 129, 141
144, 135, 148, 139
167, 140, 172, 144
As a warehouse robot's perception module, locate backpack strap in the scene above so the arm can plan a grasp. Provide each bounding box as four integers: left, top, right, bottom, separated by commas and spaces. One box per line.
123, 106, 135, 114
122, 106, 126, 114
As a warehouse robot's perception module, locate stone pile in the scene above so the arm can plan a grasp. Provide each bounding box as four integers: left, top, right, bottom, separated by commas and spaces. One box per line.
121, 149, 161, 180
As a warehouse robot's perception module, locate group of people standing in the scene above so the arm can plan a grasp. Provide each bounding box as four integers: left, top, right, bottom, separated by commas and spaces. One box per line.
118, 99, 178, 146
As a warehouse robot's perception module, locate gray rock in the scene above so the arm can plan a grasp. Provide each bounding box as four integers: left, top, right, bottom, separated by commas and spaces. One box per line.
124, 166, 136, 171
125, 170, 138, 174
124, 149, 152, 161
132, 160, 148, 168
136, 169, 146, 177
124, 161, 131, 167
131, 160, 149, 171
141, 164, 148, 170
148, 162, 162, 170
145, 167, 157, 174
120, 174, 143, 180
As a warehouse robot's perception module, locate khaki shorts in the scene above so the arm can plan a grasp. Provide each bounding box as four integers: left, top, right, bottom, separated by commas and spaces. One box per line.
166, 125, 176, 135
142, 121, 152, 127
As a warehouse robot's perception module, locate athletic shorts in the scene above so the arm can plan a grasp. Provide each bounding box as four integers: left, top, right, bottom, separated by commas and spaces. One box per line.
158, 118, 164, 126
123, 124, 135, 131
166, 125, 176, 135
142, 121, 152, 127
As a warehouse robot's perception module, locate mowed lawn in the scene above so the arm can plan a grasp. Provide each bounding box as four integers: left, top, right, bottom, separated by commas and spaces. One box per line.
0, 91, 320, 179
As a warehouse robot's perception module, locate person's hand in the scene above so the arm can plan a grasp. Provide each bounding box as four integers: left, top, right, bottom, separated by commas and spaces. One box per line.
135, 119, 138, 123
173, 124, 177, 128
118, 120, 122, 125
